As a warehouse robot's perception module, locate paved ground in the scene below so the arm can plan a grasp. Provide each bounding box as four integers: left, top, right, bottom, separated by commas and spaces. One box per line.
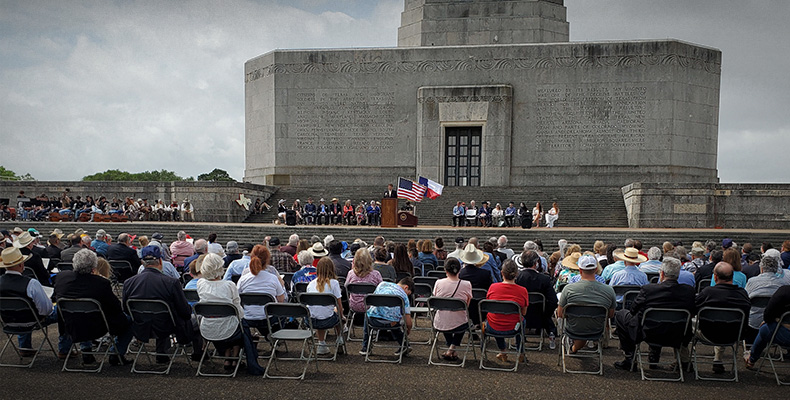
2, 324, 787, 400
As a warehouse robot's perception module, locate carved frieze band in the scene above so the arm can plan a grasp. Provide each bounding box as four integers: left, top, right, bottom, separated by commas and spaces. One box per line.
246, 53, 720, 83
416, 95, 508, 104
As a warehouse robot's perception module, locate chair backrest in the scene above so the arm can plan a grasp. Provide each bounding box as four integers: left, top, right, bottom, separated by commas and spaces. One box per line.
479, 299, 521, 316
645, 272, 660, 283
556, 283, 568, 293
750, 295, 772, 309
427, 296, 468, 312
527, 292, 546, 313
696, 278, 712, 293
240, 292, 276, 307
108, 259, 134, 282
126, 299, 177, 328
562, 303, 609, 338
181, 272, 193, 286
0, 296, 40, 329
293, 282, 309, 294
264, 302, 311, 320
395, 272, 411, 282
183, 289, 200, 302
365, 294, 405, 314
471, 288, 488, 299
346, 282, 377, 295
57, 261, 73, 271
57, 298, 111, 340
612, 285, 641, 297
282, 272, 294, 291
414, 283, 433, 299
21, 267, 37, 279
414, 276, 438, 288
108, 259, 132, 270
640, 308, 691, 347
427, 270, 446, 278
696, 307, 746, 345
622, 290, 640, 311
193, 302, 238, 318
413, 267, 422, 277
230, 274, 241, 284
299, 292, 337, 307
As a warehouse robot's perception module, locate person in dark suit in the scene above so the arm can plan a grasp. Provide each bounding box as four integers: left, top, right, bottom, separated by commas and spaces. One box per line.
45, 232, 63, 260
614, 257, 697, 370
695, 250, 723, 285
122, 245, 202, 363
54, 249, 133, 366
514, 250, 558, 349
383, 183, 396, 199
14, 232, 50, 287
106, 233, 140, 282
695, 261, 751, 373
328, 198, 342, 225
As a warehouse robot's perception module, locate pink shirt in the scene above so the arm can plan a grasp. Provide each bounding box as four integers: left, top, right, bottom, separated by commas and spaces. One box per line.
345, 269, 383, 312
432, 278, 472, 331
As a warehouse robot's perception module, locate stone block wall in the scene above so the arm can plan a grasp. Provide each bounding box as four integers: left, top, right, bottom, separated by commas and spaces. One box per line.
0, 181, 276, 223
622, 182, 790, 229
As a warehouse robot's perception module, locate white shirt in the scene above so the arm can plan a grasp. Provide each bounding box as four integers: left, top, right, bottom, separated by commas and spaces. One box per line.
196, 279, 243, 340
306, 279, 341, 320
236, 270, 285, 320
137, 261, 180, 280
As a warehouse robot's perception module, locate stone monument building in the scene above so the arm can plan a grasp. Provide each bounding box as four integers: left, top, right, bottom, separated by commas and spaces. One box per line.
244, 0, 721, 190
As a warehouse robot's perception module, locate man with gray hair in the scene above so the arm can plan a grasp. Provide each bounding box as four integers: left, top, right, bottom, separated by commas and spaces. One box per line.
523, 240, 547, 272
744, 255, 790, 341
182, 239, 207, 273
638, 247, 663, 273
613, 256, 697, 371
106, 233, 140, 282
169, 231, 194, 270
281, 234, 299, 256
497, 235, 514, 259
54, 249, 134, 366
91, 229, 109, 257
446, 237, 466, 260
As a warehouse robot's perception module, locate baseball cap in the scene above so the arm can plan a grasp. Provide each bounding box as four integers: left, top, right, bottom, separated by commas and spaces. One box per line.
455, 237, 465, 244
722, 239, 733, 249
577, 254, 598, 270
152, 232, 164, 240
141, 245, 162, 262
268, 237, 280, 246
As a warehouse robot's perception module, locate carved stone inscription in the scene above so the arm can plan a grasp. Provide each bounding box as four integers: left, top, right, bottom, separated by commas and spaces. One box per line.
535, 85, 647, 149
293, 89, 396, 151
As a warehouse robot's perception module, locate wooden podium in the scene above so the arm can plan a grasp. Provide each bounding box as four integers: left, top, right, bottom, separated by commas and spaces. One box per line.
397, 211, 418, 227
381, 198, 398, 228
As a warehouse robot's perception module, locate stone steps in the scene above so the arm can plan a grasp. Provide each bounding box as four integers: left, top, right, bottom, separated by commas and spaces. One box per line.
244, 186, 629, 227
21, 221, 789, 255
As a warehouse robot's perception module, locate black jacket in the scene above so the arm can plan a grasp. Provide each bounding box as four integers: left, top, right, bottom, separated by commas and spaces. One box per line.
20, 247, 50, 287
106, 243, 140, 281
122, 268, 193, 341
515, 268, 558, 327
630, 279, 697, 340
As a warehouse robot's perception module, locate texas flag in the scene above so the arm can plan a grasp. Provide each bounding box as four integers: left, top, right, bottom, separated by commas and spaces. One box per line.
418, 176, 443, 200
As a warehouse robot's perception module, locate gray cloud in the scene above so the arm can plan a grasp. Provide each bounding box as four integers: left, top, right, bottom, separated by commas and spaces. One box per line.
0, 0, 785, 183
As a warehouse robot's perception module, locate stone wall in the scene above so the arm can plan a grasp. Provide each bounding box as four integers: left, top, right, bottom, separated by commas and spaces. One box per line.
622, 183, 790, 229
244, 39, 721, 188
0, 181, 276, 223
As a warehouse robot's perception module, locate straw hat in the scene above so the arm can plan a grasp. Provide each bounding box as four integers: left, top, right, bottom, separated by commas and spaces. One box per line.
13, 232, 34, 248
0, 247, 31, 268
614, 247, 648, 264
561, 252, 583, 270
309, 242, 328, 257
459, 244, 489, 266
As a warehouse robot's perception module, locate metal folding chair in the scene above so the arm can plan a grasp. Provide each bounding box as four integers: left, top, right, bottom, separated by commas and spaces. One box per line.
108, 260, 133, 297
56, 261, 73, 271
239, 292, 277, 358
744, 295, 772, 350
479, 299, 525, 372
524, 292, 546, 351
756, 311, 790, 385
193, 302, 244, 378
126, 299, 192, 375
345, 283, 376, 342
363, 294, 408, 364
292, 282, 309, 301
183, 289, 200, 303
414, 276, 438, 289
0, 297, 58, 368
298, 293, 346, 361
427, 296, 476, 367
263, 302, 317, 379
21, 267, 37, 280
696, 278, 712, 293
427, 270, 447, 279
610, 285, 641, 339
58, 298, 121, 373
558, 303, 608, 375
691, 307, 746, 382
281, 273, 294, 292
410, 283, 433, 345
635, 308, 691, 382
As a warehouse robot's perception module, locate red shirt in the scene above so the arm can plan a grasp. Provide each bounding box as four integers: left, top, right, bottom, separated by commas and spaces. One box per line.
485, 282, 529, 331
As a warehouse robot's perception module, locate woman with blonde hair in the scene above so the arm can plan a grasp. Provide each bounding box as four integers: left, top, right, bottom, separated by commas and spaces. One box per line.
94, 258, 112, 280
545, 202, 559, 228
343, 199, 355, 225
532, 202, 543, 228
306, 258, 344, 355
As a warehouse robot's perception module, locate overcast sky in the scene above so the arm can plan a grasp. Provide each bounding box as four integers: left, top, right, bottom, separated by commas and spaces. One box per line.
1, 0, 787, 183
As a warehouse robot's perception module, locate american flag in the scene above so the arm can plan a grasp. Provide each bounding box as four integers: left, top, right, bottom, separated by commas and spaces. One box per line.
397, 177, 426, 202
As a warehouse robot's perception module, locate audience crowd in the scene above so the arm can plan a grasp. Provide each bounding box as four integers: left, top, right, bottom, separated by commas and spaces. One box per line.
1, 224, 789, 379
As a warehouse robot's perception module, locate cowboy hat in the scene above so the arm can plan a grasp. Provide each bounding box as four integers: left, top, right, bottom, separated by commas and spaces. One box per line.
50, 230, 64, 239
614, 247, 648, 264
459, 244, 489, 266
561, 252, 583, 270
309, 242, 328, 257
13, 232, 34, 248
1, 247, 31, 268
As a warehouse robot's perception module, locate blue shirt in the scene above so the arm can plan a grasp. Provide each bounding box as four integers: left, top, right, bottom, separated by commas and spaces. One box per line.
602, 260, 625, 282
224, 255, 250, 280
453, 206, 464, 216
710, 270, 747, 288
638, 260, 662, 273
183, 253, 201, 271
91, 240, 108, 257
304, 203, 316, 214
479, 253, 502, 283
505, 206, 516, 216
292, 267, 317, 283
137, 262, 180, 280
418, 252, 438, 268
569, 274, 606, 284
678, 270, 695, 287
367, 281, 410, 322
609, 266, 649, 287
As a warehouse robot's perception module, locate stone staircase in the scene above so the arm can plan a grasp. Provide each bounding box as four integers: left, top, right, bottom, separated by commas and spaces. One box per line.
244, 186, 629, 227
19, 221, 790, 256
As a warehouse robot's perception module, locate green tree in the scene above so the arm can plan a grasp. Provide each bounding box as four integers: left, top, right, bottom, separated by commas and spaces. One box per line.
197, 168, 235, 182
82, 169, 187, 181
0, 166, 35, 181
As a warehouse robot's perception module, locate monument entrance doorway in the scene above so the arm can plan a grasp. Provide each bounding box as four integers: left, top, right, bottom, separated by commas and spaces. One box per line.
444, 126, 482, 187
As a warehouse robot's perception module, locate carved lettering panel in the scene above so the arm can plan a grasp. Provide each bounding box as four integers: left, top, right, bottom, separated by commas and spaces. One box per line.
534, 85, 648, 150
292, 89, 396, 152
